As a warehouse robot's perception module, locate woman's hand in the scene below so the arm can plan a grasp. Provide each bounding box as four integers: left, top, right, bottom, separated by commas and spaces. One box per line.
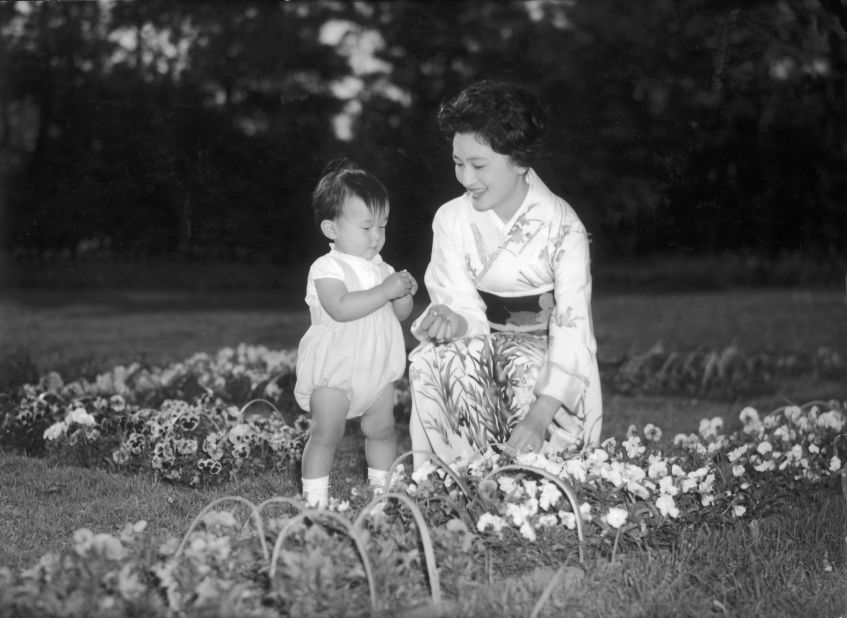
418, 304, 466, 343
504, 395, 561, 456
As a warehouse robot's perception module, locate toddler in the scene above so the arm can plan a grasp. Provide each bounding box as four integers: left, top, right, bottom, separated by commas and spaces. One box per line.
295, 160, 417, 507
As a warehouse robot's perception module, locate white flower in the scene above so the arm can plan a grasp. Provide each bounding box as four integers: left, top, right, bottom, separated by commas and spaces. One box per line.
773, 425, 791, 443
739, 407, 760, 426
622, 435, 646, 458
498, 476, 517, 495
201, 511, 237, 528
227, 424, 251, 445
538, 482, 562, 510
540, 458, 565, 477
732, 464, 745, 477
333, 500, 351, 513
562, 458, 588, 484
43, 421, 68, 441
701, 494, 715, 507
698, 416, 724, 440
817, 410, 845, 432
754, 460, 775, 472
643, 423, 662, 441
519, 521, 537, 541
680, 477, 698, 493
658, 475, 678, 496
783, 405, 802, 423
626, 481, 651, 500
73, 528, 95, 556
732, 504, 747, 517
809, 444, 820, 454
603, 507, 628, 529
600, 463, 625, 488
117, 564, 146, 600
67, 407, 96, 427
411, 460, 436, 484
536, 514, 558, 528
647, 460, 669, 479
588, 448, 609, 463
698, 473, 716, 494
579, 502, 593, 522
92, 533, 128, 560
655, 494, 679, 518
689, 466, 709, 478
829, 456, 843, 472
756, 441, 773, 456
624, 463, 647, 483
558, 511, 577, 530
506, 499, 538, 526
727, 444, 750, 463
476, 513, 506, 534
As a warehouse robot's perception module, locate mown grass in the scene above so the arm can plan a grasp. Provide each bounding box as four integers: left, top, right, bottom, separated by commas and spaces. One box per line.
1, 283, 845, 616
1, 452, 844, 617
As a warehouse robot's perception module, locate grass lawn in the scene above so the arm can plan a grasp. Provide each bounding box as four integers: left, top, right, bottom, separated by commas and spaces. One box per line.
0, 284, 845, 616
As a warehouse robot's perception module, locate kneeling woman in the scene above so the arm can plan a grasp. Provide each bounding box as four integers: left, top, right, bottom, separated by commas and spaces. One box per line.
409, 80, 603, 468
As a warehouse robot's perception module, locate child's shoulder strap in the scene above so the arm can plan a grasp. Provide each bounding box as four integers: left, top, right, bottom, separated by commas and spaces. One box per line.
325, 253, 362, 289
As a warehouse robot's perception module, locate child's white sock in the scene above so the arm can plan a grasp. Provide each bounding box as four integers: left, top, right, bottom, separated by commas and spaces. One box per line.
302, 476, 329, 508
368, 467, 388, 495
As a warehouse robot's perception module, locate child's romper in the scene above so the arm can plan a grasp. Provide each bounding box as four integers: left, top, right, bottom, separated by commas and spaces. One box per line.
294, 245, 406, 418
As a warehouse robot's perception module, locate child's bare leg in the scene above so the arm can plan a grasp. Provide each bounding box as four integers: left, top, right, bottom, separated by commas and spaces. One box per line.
360, 384, 397, 490
301, 387, 348, 506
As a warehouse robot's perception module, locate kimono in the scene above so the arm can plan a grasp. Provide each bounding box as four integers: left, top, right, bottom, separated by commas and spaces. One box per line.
408, 169, 602, 467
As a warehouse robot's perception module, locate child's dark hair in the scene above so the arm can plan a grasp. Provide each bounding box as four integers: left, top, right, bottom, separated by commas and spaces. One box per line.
437, 80, 547, 168
312, 159, 389, 226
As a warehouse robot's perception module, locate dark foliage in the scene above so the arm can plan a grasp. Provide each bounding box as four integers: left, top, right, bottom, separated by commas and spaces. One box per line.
1, 0, 845, 274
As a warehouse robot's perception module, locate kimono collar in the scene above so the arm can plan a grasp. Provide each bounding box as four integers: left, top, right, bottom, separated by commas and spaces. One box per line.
524, 168, 556, 206
486, 168, 551, 228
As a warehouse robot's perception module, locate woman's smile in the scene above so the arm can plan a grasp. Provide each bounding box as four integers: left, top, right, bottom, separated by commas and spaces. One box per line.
452, 132, 528, 222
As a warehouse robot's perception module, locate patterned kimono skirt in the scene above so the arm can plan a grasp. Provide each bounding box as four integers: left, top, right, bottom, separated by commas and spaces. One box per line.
408, 331, 592, 468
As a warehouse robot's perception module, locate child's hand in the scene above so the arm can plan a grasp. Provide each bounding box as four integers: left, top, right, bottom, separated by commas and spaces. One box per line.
405, 271, 418, 296
381, 271, 414, 300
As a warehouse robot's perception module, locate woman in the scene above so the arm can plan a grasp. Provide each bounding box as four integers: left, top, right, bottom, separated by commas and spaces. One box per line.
408, 80, 602, 468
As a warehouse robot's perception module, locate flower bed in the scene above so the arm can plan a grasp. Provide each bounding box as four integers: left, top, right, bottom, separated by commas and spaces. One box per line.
0, 344, 312, 485
0, 344, 845, 616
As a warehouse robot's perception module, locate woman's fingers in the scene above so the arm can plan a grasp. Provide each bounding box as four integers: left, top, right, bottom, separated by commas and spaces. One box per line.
430, 317, 446, 341
506, 425, 543, 455
420, 305, 458, 343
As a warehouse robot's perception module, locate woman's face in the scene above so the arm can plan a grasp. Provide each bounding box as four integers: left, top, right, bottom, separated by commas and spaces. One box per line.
452, 132, 529, 222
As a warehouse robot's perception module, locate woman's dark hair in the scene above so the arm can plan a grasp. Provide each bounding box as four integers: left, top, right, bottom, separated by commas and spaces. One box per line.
437, 80, 547, 167
311, 158, 389, 226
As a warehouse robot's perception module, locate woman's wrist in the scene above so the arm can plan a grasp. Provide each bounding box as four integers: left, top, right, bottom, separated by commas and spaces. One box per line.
528, 395, 561, 428
454, 314, 468, 338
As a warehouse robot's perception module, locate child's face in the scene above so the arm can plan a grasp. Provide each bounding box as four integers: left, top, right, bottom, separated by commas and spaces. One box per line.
322, 195, 388, 260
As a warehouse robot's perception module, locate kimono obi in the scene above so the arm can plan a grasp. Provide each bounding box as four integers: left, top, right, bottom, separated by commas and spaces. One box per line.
477, 289, 554, 333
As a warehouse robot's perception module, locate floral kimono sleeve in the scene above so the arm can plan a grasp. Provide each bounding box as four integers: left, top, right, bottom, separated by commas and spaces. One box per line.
533, 215, 597, 413
411, 206, 489, 341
